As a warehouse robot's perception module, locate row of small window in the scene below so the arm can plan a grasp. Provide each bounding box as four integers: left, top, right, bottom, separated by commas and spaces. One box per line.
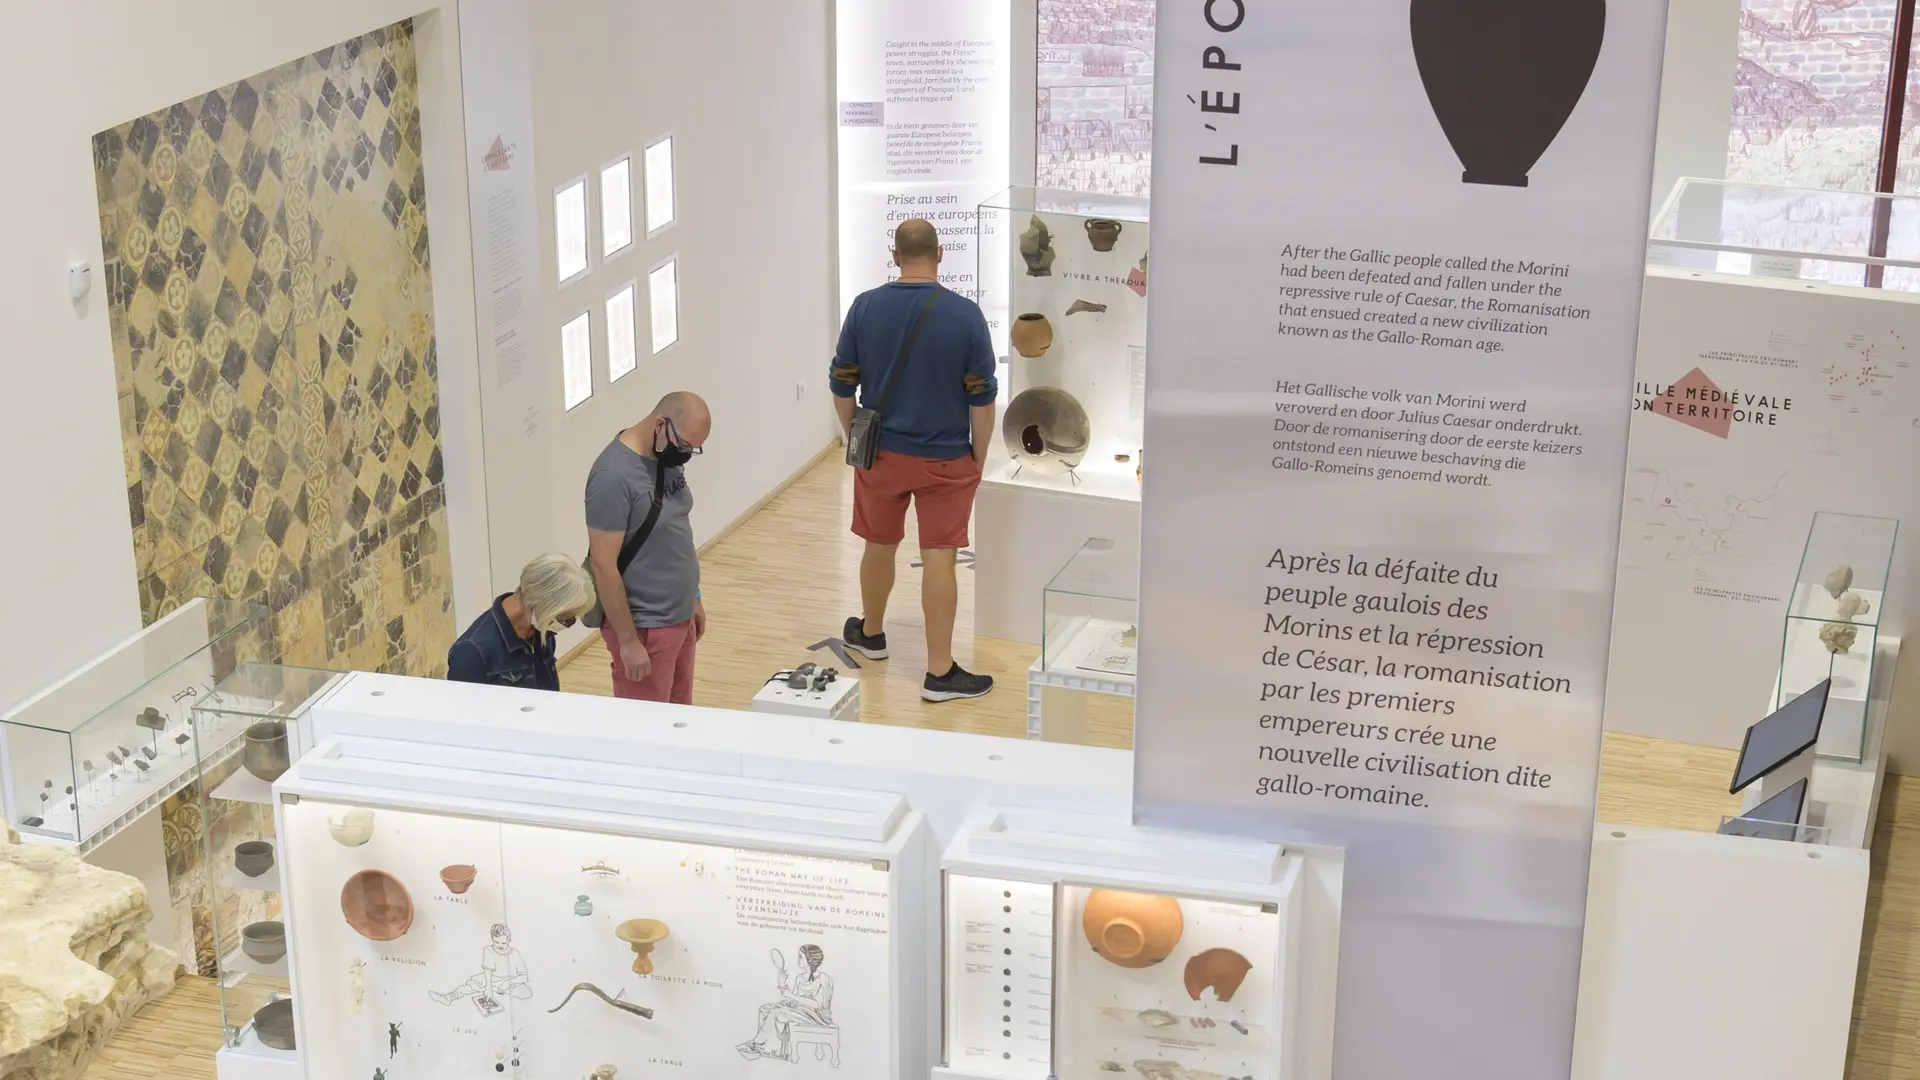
556, 135, 676, 284
561, 257, 679, 412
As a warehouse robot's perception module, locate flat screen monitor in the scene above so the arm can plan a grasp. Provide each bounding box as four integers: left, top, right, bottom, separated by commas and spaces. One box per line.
1718, 777, 1809, 842
1730, 678, 1830, 794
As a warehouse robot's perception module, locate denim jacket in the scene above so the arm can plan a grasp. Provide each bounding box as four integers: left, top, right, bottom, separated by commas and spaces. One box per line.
446, 594, 560, 691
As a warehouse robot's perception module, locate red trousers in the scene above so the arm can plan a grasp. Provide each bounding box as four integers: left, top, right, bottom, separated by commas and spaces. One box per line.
601, 620, 697, 704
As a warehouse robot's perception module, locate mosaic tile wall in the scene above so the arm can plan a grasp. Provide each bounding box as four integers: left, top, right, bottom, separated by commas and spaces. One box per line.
91, 19, 455, 973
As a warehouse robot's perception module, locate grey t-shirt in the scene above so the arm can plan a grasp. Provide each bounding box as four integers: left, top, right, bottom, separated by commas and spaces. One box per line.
584, 437, 699, 628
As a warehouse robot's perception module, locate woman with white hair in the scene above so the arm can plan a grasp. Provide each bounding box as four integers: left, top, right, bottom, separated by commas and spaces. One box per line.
446, 553, 597, 690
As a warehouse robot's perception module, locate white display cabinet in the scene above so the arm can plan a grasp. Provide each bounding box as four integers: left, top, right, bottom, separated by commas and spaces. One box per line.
273, 733, 934, 1080
936, 809, 1310, 1080
1648, 178, 1920, 291
973, 186, 1147, 644
0, 597, 267, 851
1027, 539, 1137, 742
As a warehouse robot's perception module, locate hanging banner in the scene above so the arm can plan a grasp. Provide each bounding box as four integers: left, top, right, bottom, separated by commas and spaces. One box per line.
1133, 3, 1668, 1078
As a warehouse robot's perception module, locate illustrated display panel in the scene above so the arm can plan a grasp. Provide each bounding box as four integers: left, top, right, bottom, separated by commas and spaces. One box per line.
978, 189, 1150, 491
944, 876, 1055, 1079
284, 800, 895, 1079
1055, 886, 1283, 1080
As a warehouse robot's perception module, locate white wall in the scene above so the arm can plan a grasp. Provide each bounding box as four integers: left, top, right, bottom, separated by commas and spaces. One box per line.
471, 0, 840, 635
1648, 0, 1740, 217
0, 0, 461, 713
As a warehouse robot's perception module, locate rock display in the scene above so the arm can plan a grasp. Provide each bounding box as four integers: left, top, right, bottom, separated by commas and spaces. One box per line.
0, 828, 177, 1080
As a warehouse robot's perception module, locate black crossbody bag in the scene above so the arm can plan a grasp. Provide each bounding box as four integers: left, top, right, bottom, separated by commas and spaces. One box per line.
846, 286, 943, 470
581, 452, 668, 629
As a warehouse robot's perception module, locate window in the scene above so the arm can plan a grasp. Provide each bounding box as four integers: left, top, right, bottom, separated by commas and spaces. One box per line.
644, 135, 677, 236
602, 156, 634, 258
555, 176, 590, 284
648, 256, 680, 355
561, 310, 593, 410
606, 283, 638, 382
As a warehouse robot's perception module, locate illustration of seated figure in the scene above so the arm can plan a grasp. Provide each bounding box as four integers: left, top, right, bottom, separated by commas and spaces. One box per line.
736, 944, 837, 1064
429, 924, 533, 1007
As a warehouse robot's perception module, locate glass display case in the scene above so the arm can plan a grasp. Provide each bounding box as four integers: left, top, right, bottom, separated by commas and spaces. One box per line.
274, 732, 932, 1079
939, 809, 1306, 1080
191, 663, 344, 1060
1042, 538, 1140, 682
1648, 178, 1920, 292
1779, 512, 1897, 763
977, 185, 1150, 498
0, 597, 267, 850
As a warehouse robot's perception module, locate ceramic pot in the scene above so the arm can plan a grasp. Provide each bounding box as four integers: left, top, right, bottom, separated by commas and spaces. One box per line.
253, 999, 296, 1051
440, 864, 478, 895
1410, 0, 1605, 187
341, 869, 414, 942
242, 721, 291, 782
1085, 219, 1123, 252
1010, 314, 1053, 358
575, 895, 594, 916
241, 921, 287, 965
616, 918, 670, 975
1081, 889, 1184, 968
1183, 947, 1253, 1002
327, 808, 375, 847
1003, 387, 1091, 475
233, 840, 275, 879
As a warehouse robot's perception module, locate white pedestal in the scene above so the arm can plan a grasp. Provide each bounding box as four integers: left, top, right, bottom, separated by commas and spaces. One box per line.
1024, 617, 1136, 742
752, 672, 861, 722
214, 1034, 300, 1080
973, 464, 1140, 645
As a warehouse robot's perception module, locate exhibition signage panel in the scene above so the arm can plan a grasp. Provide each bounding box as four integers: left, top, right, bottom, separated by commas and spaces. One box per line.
1133, 2, 1669, 1077
835, 0, 1010, 313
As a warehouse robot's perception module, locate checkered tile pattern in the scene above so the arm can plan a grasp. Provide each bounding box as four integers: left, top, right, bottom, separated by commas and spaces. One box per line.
93, 19, 454, 678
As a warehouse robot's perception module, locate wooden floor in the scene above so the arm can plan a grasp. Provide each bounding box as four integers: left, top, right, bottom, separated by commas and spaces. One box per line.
80, 456, 1920, 1079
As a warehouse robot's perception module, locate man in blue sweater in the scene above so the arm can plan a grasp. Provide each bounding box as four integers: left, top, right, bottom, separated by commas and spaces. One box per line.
830, 219, 999, 701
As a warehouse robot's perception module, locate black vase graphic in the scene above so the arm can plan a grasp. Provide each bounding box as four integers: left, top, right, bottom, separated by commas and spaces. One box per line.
1411, 0, 1606, 188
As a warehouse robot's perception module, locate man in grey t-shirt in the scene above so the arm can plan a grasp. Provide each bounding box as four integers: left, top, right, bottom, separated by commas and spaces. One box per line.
585, 392, 711, 703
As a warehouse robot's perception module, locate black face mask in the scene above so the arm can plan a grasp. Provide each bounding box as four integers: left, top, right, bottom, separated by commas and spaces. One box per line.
655, 420, 695, 469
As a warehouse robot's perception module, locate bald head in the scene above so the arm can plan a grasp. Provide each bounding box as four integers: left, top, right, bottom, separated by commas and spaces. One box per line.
649, 390, 711, 447
893, 219, 941, 272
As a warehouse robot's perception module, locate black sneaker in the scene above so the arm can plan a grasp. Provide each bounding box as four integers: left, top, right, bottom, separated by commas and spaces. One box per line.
843, 616, 889, 660
923, 664, 993, 702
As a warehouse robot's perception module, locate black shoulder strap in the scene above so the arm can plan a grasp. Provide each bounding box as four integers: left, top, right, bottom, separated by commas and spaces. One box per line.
615, 453, 668, 574
870, 286, 943, 414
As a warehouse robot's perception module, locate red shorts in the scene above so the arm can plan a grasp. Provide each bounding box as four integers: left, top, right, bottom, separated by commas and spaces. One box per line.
853, 450, 982, 549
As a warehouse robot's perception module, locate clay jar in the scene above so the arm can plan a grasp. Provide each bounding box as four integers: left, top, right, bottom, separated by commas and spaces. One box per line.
242, 721, 291, 782
1085, 219, 1123, 252
341, 869, 415, 942
1010, 314, 1054, 358
1081, 889, 1184, 968
616, 918, 670, 975
440, 864, 478, 895
1183, 947, 1253, 1002
233, 840, 275, 878
241, 921, 286, 965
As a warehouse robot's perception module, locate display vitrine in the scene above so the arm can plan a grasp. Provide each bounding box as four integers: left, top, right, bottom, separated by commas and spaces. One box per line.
937, 809, 1307, 1080
0, 598, 267, 850
274, 733, 933, 1079
192, 663, 345, 1066
1648, 179, 1920, 292
977, 186, 1149, 496
1779, 512, 1896, 763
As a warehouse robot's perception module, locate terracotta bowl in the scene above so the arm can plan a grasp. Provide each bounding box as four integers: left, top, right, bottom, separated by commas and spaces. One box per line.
341, 869, 414, 942
616, 918, 670, 975
1081, 889, 1184, 968
1183, 947, 1254, 1002
440, 864, 478, 895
